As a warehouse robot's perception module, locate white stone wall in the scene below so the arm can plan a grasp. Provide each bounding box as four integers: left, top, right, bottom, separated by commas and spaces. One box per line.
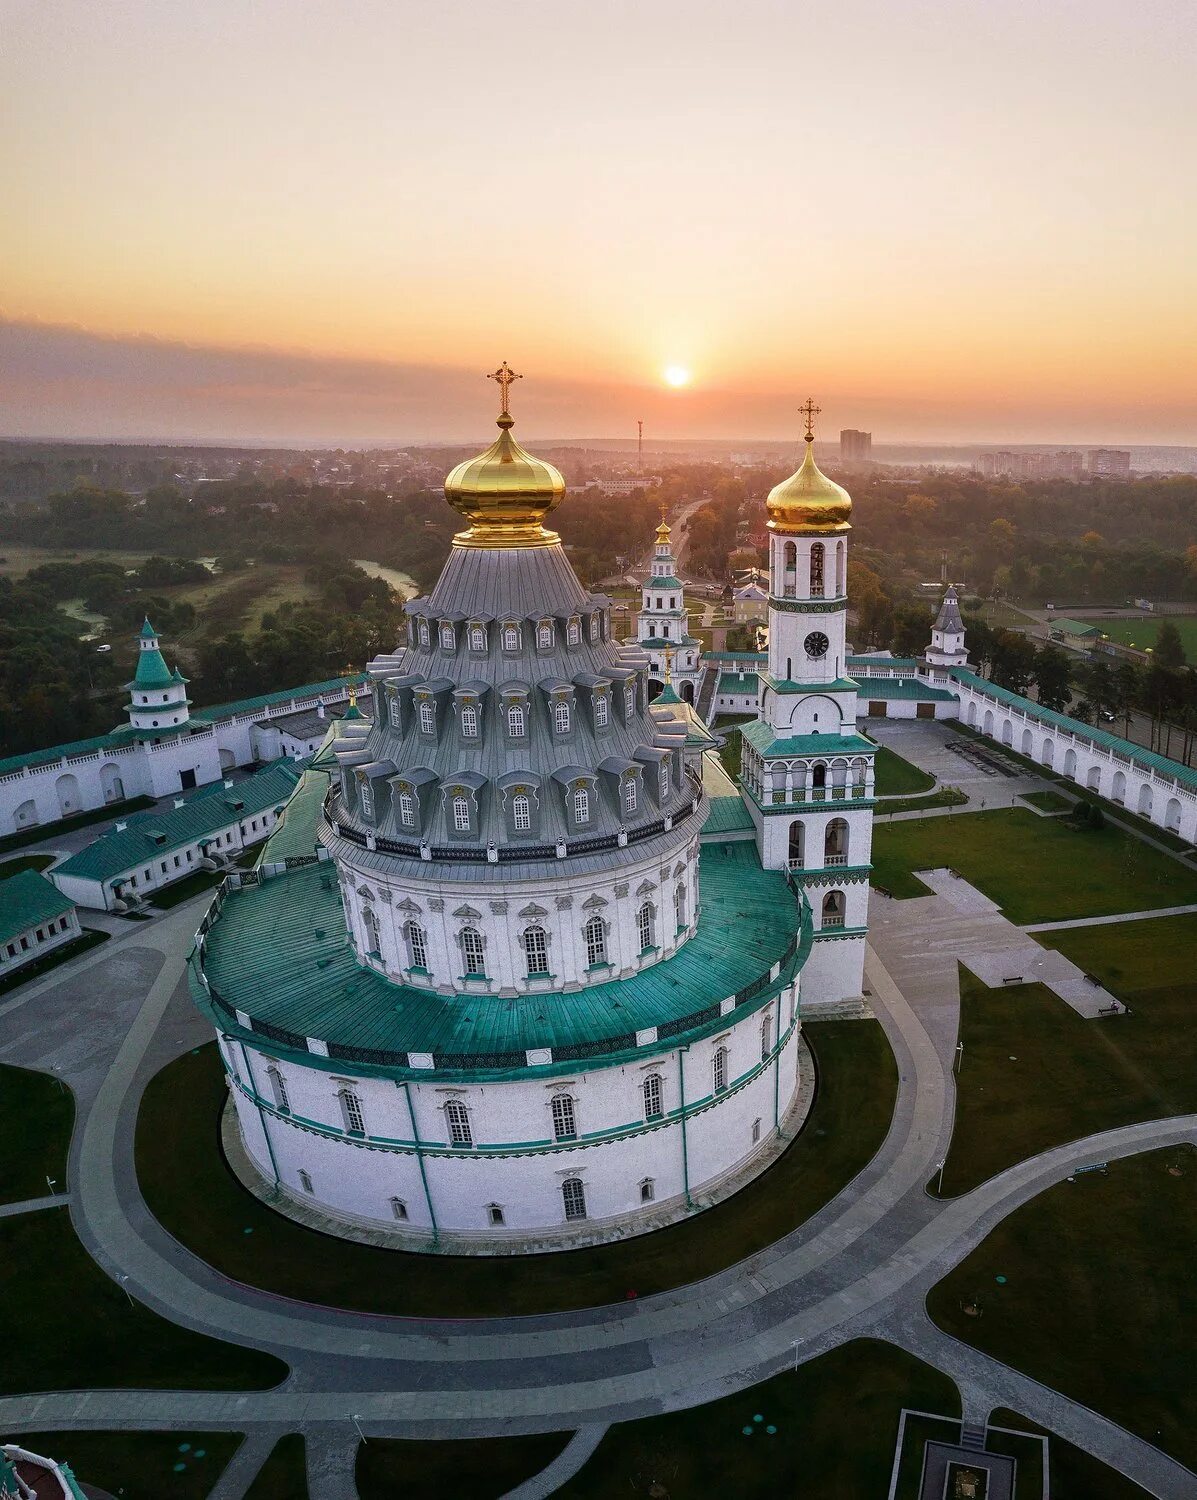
336, 831, 701, 994
222, 983, 802, 1244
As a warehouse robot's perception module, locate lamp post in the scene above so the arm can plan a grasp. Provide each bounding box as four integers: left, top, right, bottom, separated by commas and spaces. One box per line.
351, 1414, 367, 1445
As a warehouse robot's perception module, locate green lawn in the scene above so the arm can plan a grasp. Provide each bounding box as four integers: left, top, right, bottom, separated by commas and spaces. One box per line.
0, 853, 55, 878
11, 1430, 242, 1500
872, 743, 936, 797
1019, 789, 1075, 814
244, 1434, 307, 1498
1092, 615, 1197, 660
874, 788, 968, 818
990, 1411, 1151, 1499
0, 797, 155, 856
0, 928, 109, 996
357, 1432, 569, 1499
0, 1064, 75, 1204
558, 1340, 959, 1499
936, 953, 1197, 1195
136, 1024, 896, 1317
150, 869, 224, 909
871, 807, 1197, 922
0, 1208, 287, 1394
928, 1151, 1197, 1473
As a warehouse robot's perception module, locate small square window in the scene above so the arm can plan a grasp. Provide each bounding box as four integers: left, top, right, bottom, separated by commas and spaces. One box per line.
488, 1204, 505, 1226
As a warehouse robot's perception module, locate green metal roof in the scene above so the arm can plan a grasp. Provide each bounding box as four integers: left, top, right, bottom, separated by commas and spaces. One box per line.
741, 722, 877, 759
258, 766, 330, 863
764, 675, 859, 694
855, 678, 956, 701
952, 668, 1197, 792
196, 840, 802, 1076
1051, 617, 1102, 637
645, 574, 684, 589
847, 655, 920, 670
718, 671, 759, 692
129, 643, 176, 690
700, 752, 755, 835
52, 761, 301, 885
0, 869, 76, 944
190, 674, 364, 724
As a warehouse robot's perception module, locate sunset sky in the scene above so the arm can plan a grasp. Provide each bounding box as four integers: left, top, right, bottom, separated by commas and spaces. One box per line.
3, 0, 1196, 445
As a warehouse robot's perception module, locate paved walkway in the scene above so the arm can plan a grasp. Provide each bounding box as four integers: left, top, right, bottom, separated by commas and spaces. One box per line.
0, 1194, 70, 1220
2, 871, 1195, 1494
1025, 902, 1197, 932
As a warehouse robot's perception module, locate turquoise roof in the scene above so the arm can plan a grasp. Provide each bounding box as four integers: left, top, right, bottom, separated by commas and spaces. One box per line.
129, 643, 176, 690
0, 868, 76, 945
855, 678, 956, 702
741, 722, 876, 759
257, 765, 330, 863
645, 574, 684, 589
718, 670, 759, 693
700, 753, 755, 835
952, 668, 1197, 793
764, 675, 859, 694
846, 655, 920, 670
140, 617, 158, 640
195, 841, 805, 1079
190, 674, 362, 725
52, 761, 301, 886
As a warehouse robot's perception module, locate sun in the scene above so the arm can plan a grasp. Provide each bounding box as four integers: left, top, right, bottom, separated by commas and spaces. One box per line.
663, 364, 691, 388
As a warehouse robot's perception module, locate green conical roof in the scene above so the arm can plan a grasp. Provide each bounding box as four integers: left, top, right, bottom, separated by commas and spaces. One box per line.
655, 682, 683, 706
127, 617, 177, 691
139, 617, 159, 640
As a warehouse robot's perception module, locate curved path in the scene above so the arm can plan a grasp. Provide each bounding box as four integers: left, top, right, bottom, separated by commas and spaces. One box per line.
2, 900, 1195, 1498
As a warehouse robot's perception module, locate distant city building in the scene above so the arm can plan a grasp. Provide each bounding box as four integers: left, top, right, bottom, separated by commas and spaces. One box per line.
976, 450, 1084, 480
839, 429, 872, 464
1087, 448, 1131, 478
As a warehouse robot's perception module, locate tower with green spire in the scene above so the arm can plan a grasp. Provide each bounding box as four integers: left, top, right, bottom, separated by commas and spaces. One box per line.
125, 618, 192, 735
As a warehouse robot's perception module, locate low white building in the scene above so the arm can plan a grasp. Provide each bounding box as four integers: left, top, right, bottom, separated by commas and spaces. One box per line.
0, 870, 82, 976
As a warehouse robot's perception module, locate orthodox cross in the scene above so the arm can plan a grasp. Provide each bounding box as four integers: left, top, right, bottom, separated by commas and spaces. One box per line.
343, 664, 357, 708
800, 396, 821, 440
663, 643, 675, 684
488, 361, 522, 418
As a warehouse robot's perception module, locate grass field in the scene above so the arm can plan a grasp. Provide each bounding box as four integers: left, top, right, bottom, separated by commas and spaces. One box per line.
928, 1150, 1197, 1474
935, 949, 1197, 1195
244, 1434, 307, 1499
870, 807, 1197, 921
0, 853, 54, 878
1019, 789, 1075, 813
136, 1024, 897, 1317
357, 1432, 569, 1500
1090, 615, 1197, 660
0, 1208, 287, 1394
872, 743, 936, 797
0, 1063, 74, 1204
11, 1430, 242, 1500
0, 544, 149, 578
558, 1340, 959, 1499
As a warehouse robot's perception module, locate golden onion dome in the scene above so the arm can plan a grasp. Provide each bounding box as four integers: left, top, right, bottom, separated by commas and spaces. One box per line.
766, 422, 853, 536
655, 518, 671, 542
444, 363, 566, 549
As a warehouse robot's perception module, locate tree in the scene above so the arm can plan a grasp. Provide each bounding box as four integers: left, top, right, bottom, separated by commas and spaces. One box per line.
1154, 620, 1186, 669
1033, 644, 1073, 711
989, 629, 1038, 695
892, 603, 934, 658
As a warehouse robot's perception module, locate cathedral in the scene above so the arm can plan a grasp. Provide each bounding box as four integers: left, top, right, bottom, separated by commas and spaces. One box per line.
187, 372, 873, 1252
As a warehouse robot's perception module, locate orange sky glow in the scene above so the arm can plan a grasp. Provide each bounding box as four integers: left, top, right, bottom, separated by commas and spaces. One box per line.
2, 0, 1196, 444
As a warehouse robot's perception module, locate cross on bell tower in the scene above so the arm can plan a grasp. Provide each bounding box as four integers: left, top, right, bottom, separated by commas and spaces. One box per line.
488, 362, 522, 420
800, 397, 821, 442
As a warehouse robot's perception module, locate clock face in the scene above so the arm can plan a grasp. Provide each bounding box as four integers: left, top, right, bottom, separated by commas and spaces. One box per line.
804, 630, 830, 659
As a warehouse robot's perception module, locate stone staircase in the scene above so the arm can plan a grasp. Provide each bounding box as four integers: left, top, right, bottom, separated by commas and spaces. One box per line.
960, 1422, 988, 1452
696, 663, 719, 723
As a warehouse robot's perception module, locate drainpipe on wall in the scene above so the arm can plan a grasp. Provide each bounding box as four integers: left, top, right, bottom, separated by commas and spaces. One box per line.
773, 1001, 782, 1139
402, 1081, 440, 1250
677, 1045, 693, 1211
236, 1040, 281, 1189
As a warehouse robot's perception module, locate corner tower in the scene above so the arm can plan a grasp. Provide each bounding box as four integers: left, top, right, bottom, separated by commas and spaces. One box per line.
925, 584, 969, 676
636, 510, 703, 704
741, 399, 875, 1008
125, 618, 191, 734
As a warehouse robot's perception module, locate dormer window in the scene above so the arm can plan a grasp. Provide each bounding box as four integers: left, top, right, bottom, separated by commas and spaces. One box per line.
507, 702, 526, 737
388, 696, 402, 729
512, 792, 531, 831
536, 620, 553, 649
419, 701, 435, 734
567, 617, 581, 645
594, 694, 609, 728
398, 789, 416, 827
659, 763, 669, 801
554, 701, 571, 734
589, 613, 600, 642
419, 619, 430, 648
440, 623, 455, 650
502, 622, 520, 652
452, 794, 471, 831
573, 786, 590, 824
359, 779, 374, 820
625, 775, 637, 813
469, 623, 486, 652
460, 704, 479, 738
624, 684, 635, 718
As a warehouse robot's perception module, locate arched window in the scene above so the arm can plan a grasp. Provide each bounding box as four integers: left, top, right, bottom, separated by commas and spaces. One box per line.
589, 613, 600, 641
562, 1177, 587, 1221
488, 1204, 505, 1225
419, 701, 435, 734
512, 792, 531, 831
391, 1197, 408, 1221
675, 884, 687, 930
507, 702, 526, 737
460, 704, 479, 738
640, 1179, 655, 1202
567, 618, 581, 644
452, 795, 471, 832
637, 903, 655, 952
267, 1065, 289, 1112
584, 914, 607, 967
537, 620, 553, 648
362, 907, 381, 955
469, 624, 486, 651
624, 684, 635, 717
551, 1093, 577, 1140
340, 1088, 365, 1134
659, 763, 669, 802
713, 1045, 728, 1094
643, 1073, 663, 1121
783, 540, 797, 571
573, 786, 590, 824
821, 891, 846, 928
405, 921, 428, 970
418, 620, 430, 647
502, 623, 519, 651
760, 1011, 772, 1061
440, 623, 455, 649
810, 542, 825, 597
554, 701, 571, 734
398, 790, 416, 828
358, 779, 374, 820
388, 696, 402, 728
461, 927, 486, 976
812, 762, 827, 790
299, 1169, 314, 1194
445, 1099, 472, 1146
825, 818, 848, 865
594, 693, 609, 727
788, 819, 804, 865
625, 776, 638, 812
523, 925, 549, 976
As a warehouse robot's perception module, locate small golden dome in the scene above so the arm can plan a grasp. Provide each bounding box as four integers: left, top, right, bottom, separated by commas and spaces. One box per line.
766, 433, 852, 535
444, 363, 565, 549
655, 518, 671, 542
